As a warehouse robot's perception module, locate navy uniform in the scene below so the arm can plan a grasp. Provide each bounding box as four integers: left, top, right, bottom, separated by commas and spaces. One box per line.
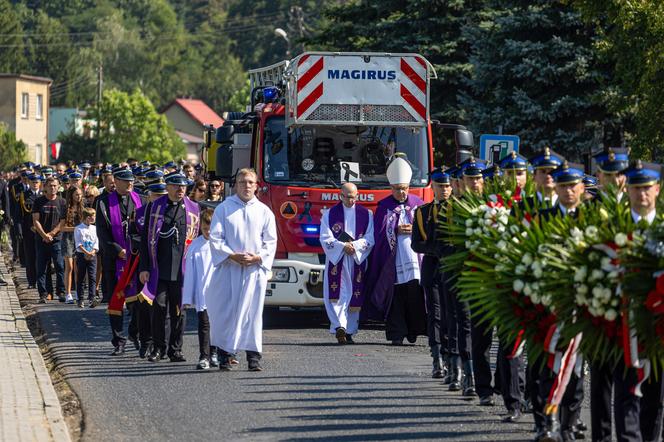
587, 147, 630, 442
614, 161, 664, 442
535, 161, 587, 442
96, 167, 144, 354
20, 174, 43, 288
9, 168, 31, 264
140, 172, 193, 363
593, 147, 630, 205
412, 169, 450, 379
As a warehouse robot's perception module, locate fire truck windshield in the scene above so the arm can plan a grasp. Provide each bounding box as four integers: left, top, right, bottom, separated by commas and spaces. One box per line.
262, 117, 429, 189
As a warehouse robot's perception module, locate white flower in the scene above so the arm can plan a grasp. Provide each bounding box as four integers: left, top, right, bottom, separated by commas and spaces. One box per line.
512, 237, 520, 244
532, 282, 540, 291
604, 309, 617, 321
608, 271, 619, 280
474, 228, 482, 236
466, 228, 474, 237
498, 215, 509, 225
592, 286, 604, 299
521, 231, 528, 237
589, 269, 605, 282
599, 207, 609, 221
585, 225, 599, 239
523, 283, 533, 296
575, 294, 587, 305
465, 240, 471, 249
496, 240, 507, 250
510, 225, 520, 234
611, 299, 619, 307
574, 266, 587, 282
497, 225, 506, 234
541, 295, 552, 306
465, 219, 474, 227
577, 284, 588, 295
513, 279, 525, 293
495, 264, 507, 272
515, 264, 526, 275
570, 227, 584, 240
537, 244, 549, 254
533, 267, 543, 279
615, 233, 628, 247
521, 253, 533, 265
531, 293, 541, 304
602, 288, 613, 301
485, 219, 493, 227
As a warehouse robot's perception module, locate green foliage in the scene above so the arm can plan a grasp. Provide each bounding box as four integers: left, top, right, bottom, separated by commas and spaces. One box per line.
0, 123, 27, 171
460, 0, 621, 161
90, 88, 185, 163
226, 78, 251, 113
572, 0, 664, 161
0, 0, 27, 72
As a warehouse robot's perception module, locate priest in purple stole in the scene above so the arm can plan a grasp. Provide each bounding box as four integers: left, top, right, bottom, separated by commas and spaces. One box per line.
139, 172, 200, 363
95, 166, 144, 355
320, 183, 374, 344
363, 154, 427, 345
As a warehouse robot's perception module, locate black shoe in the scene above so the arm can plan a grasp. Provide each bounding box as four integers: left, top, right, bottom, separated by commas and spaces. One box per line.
573, 418, 587, 433
391, 338, 404, 346
248, 360, 263, 371
169, 352, 186, 362
38, 296, 47, 304
110, 345, 125, 356
335, 327, 347, 344
139, 345, 151, 359
89, 298, 99, 308
219, 355, 232, 371
479, 395, 495, 406
147, 350, 162, 362
27, 284, 35, 289
346, 334, 355, 344
502, 408, 522, 422
406, 334, 417, 344
58, 294, 66, 303
128, 337, 140, 351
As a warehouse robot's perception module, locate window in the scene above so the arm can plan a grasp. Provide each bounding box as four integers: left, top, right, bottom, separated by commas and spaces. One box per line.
21, 93, 28, 118
36, 94, 43, 120
35, 144, 42, 164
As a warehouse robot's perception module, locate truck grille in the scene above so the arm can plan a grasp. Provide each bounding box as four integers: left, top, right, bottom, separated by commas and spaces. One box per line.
306, 104, 416, 123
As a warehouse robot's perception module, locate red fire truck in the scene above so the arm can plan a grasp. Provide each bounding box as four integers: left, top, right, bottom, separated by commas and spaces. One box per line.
209, 52, 472, 310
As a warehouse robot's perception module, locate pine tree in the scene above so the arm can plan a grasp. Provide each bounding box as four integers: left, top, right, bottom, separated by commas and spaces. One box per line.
459, 0, 622, 160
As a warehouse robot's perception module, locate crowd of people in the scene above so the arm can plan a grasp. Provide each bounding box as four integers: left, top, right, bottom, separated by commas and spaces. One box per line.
0, 147, 662, 442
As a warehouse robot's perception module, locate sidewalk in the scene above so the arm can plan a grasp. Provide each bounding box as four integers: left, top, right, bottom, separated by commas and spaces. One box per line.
0, 257, 71, 442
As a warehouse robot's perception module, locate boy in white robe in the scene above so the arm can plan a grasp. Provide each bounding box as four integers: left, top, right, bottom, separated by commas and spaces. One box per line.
206, 169, 277, 371
320, 183, 374, 344
182, 209, 219, 370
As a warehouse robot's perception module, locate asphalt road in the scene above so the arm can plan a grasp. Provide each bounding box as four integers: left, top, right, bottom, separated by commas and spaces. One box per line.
14, 269, 591, 441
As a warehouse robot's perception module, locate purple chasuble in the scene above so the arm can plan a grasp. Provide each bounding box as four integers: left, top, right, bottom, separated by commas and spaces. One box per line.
326, 202, 369, 310
108, 190, 142, 298
362, 194, 424, 320
139, 195, 200, 304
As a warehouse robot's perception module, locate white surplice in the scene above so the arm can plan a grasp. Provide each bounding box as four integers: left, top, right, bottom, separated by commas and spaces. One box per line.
206, 195, 277, 354
320, 204, 374, 335
395, 204, 420, 284
182, 235, 213, 312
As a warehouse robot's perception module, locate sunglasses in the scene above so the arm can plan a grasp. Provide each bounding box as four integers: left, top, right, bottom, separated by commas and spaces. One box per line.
196, 188, 206, 192
210, 184, 221, 188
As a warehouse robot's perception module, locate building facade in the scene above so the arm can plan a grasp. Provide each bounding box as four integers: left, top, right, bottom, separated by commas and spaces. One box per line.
0, 74, 52, 165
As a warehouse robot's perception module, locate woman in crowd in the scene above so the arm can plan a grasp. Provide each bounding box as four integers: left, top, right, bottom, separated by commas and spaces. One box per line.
189, 178, 207, 202
62, 185, 84, 304
84, 185, 100, 208
206, 179, 224, 202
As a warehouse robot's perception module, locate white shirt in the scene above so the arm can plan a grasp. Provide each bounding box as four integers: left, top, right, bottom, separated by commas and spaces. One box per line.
537, 191, 558, 207
631, 209, 657, 226
74, 222, 98, 253
395, 204, 420, 284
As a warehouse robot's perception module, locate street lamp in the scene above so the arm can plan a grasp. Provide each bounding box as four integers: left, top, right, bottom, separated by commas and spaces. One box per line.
274, 27, 291, 58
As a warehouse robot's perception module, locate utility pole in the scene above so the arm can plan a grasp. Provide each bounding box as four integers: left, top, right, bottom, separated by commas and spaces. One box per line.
96, 64, 103, 162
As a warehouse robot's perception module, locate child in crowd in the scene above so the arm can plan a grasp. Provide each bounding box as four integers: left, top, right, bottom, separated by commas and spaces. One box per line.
74, 207, 98, 308
182, 209, 219, 370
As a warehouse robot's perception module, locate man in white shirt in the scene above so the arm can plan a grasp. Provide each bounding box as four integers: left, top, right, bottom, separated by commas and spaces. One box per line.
320, 182, 374, 344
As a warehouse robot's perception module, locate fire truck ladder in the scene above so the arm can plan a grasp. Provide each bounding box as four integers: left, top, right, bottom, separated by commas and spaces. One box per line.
248, 60, 289, 90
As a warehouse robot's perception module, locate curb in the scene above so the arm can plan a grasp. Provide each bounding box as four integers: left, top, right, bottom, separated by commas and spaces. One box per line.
1, 258, 72, 442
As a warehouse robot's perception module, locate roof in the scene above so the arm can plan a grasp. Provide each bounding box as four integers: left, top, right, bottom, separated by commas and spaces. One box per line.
163, 98, 224, 127
0, 73, 52, 84
176, 130, 204, 144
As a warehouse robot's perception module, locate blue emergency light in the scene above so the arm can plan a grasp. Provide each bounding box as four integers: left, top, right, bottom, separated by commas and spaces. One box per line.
301, 224, 320, 235
263, 86, 280, 102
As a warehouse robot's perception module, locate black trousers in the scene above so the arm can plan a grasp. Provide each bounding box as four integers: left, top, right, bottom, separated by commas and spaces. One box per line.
128, 300, 152, 347
385, 279, 427, 341
152, 279, 186, 356
533, 359, 585, 431
443, 275, 472, 361
11, 221, 24, 264
101, 255, 116, 303
591, 360, 614, 442
220, 348, 261, 362
22, 229, 36, 285
197, 310, 217, 360
614, 362, 664, 442
424, 272, 448, 353
75, 252, 97, 301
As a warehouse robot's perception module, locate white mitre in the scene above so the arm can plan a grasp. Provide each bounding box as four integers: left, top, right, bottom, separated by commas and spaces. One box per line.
386, 155, 412, 185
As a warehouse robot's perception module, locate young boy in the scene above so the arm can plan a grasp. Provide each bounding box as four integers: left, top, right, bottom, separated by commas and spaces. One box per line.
74, 207, 99, 308
182, 209, 219, 369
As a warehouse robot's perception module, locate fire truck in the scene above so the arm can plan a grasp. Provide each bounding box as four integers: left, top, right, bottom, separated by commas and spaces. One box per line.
206, 52, 473, 310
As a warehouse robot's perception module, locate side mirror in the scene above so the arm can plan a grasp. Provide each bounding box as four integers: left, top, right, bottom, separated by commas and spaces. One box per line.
215, 124, 235, 181
455, 129, 474, 150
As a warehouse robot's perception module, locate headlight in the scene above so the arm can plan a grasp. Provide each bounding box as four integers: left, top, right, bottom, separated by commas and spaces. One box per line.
269, 267, 291, 282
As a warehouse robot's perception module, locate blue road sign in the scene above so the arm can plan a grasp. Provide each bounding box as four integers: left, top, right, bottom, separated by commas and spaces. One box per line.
479, 134, 520, 164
